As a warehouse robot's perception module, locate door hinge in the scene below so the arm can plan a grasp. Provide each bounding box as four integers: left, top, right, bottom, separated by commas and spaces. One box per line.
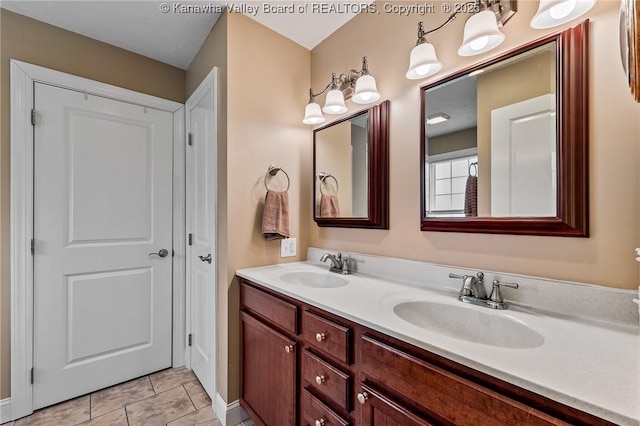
188, 234, 193, 246
31, 109, 36, 126
30, 238, 35, 255
188, 334, 193, 347
172, 249, 175, 257
188, 133, 193, 146
30, 367, 34, 384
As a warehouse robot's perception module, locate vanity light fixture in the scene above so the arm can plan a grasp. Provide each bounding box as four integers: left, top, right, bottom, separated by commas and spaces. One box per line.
406, 0, 516, 80
427, 113, 451, 125
406, 22, 443, 79
530, 0, 595, 29
303, 56, 381, 125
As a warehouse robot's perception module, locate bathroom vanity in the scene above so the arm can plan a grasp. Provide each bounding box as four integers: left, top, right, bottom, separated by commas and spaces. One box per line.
237, 250, 639, 426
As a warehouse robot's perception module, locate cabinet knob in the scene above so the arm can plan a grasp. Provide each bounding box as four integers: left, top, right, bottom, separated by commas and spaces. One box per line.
315, 418, 326, 426
284, 345, 294, 354
315, 332, 326, 342
357, 391, 369, 405
315, 375, 326, 385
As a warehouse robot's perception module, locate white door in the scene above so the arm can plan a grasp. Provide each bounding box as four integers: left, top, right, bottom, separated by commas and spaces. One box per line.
186, 69, 218, 399
33, 83, 173, 409
491, 94, 557, 216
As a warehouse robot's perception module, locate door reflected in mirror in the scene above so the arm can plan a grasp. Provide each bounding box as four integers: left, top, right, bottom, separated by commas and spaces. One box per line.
424, 43, 557, 218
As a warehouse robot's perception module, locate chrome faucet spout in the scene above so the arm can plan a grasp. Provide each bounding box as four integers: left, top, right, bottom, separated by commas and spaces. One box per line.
320, 252, 351, 274
449, 271, 518, 310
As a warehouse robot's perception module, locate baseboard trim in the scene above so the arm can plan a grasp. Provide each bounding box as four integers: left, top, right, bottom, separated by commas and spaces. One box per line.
215, 393, 249, 426
0, 398, 11, 424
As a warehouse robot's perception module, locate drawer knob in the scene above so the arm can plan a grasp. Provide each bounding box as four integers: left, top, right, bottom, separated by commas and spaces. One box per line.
284, 345, 294, 354
315, 375, 326, 385
315, 418, 326, 426
315, 332, 326, 342
357, 391, 369, 405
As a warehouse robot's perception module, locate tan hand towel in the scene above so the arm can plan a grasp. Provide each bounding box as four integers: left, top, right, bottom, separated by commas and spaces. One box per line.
262, 190, 290, 240
320, 194, 340, 217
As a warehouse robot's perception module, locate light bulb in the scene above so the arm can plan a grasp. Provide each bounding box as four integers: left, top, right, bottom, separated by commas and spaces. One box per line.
329, 105, 341, 113
358, 92, 373, 101
549, 0, 576, 19
470, 36, 489, 51
415, 64, 431, 76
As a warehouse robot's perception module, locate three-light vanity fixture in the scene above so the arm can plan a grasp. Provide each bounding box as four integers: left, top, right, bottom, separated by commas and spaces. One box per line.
303, 56, 381, 125
406, 0, 595, 80
303, 0, 595, 124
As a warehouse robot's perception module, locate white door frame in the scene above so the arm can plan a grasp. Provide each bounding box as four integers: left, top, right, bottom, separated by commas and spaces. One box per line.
185, 67, 218, 397
9, 60, 186, 420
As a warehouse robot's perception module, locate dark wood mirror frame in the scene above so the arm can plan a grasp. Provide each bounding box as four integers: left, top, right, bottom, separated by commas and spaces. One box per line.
420, 21, 589, 237
314, 100, 390, 229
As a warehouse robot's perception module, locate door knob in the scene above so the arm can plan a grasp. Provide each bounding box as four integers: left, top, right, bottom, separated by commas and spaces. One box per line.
198, 254, 212, 264
149, 249, 169, 258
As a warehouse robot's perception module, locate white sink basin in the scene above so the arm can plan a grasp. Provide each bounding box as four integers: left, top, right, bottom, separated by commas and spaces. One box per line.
393, 301, 544, 349
280, 271, 349, 288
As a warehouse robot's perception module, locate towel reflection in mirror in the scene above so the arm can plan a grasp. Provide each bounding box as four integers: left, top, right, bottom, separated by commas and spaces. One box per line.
319, 173, 341, 217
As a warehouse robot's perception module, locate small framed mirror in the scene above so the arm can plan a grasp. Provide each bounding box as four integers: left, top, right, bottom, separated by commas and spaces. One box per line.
420, 22, 589, 236
314, 100, 389, 229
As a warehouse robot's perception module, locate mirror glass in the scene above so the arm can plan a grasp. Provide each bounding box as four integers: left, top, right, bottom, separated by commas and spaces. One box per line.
420, 21, 588, 237
424, 42, 556, 218
315, 111, 369, 218
313, 100, 389, 229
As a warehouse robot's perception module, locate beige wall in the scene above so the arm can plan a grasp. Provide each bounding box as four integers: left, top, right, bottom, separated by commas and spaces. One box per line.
310, 1, 640, 290
186, 12, 310, 402
0, 9, 185, 400
476, 50, 555, 215
428, 127, 477, 156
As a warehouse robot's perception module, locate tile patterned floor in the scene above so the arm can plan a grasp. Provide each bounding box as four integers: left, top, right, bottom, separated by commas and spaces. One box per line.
4, 368, 225, 426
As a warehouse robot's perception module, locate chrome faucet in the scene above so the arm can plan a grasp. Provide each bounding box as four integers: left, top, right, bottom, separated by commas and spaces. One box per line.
449, 272, 518, 310
320, 252, 352, 275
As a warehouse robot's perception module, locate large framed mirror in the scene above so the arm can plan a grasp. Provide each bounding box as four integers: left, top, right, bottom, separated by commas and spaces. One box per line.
314, 100, 389, 229
420, 21, 588, 236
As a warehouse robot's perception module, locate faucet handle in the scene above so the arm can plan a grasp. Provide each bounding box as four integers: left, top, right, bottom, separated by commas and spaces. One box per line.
341, 255, 352, 275
490, 279, 519, 304
448, 273, 466, 280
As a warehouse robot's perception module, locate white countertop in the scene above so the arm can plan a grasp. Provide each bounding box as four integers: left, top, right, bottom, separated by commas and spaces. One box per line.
236, 260, 640, 425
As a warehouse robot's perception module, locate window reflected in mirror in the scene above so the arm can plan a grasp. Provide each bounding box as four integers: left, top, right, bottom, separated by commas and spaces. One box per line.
424, 43, 557, 218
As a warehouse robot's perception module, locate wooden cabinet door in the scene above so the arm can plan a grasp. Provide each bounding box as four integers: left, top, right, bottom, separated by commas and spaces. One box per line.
358, 384, 435, 426
241, 312, 297, 426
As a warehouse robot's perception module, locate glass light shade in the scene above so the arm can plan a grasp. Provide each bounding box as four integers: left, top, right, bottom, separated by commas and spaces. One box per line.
458, 10, 505, 57
302, 101, 326, 125
406, 42, 443, 79
352, 74, 381, 104
530, 0, 595, 29
322, 89, 348, 114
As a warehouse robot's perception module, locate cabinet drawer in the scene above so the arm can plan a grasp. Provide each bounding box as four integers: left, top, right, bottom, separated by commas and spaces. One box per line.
302, 350, 350, 411
361, 336, 568, 426
240, 282, 298, 334
303, 311, 350, 363
357, 383, 434, 426
301, 388, 350, 426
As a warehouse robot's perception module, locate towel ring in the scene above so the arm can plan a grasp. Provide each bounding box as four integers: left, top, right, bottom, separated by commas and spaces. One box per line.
469, 162, 478, 177
264, 165, 290, 192
318, 173, 339, 195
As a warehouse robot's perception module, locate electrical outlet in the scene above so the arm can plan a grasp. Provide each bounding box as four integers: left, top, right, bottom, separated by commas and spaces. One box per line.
280, 238, 297, 258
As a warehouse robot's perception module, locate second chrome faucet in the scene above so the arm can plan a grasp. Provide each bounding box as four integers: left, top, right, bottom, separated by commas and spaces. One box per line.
449, 272, 518, 310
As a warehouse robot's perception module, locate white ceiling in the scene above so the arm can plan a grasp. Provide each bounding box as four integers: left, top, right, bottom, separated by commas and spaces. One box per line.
0, 0, 369, 69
